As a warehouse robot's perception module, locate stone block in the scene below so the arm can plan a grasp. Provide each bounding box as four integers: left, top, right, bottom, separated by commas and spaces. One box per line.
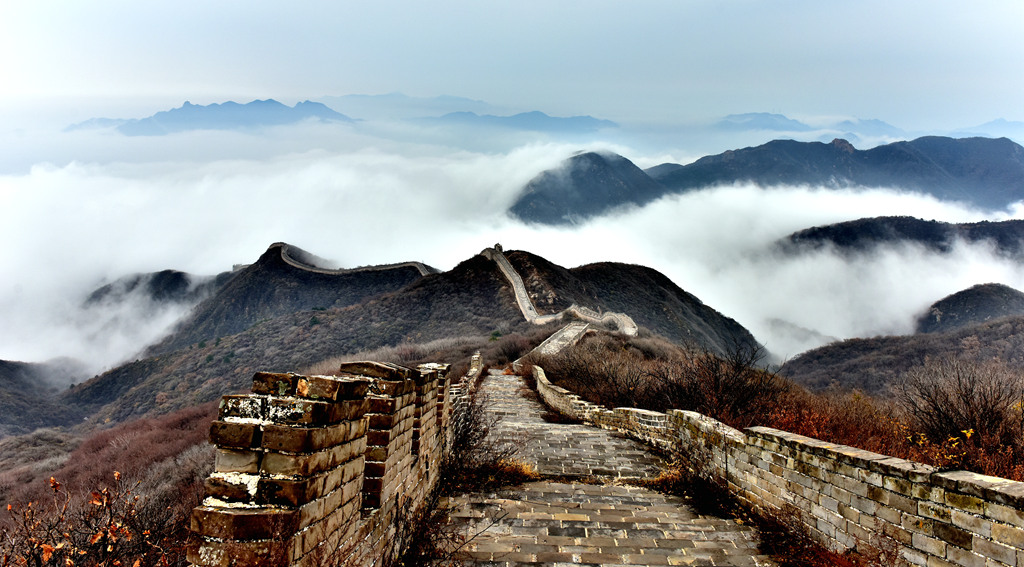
933, 522, 973, 550
912, 532, 947, 557
944, 545, 985, 567
204, 472, 258, 502
267, 398, 356, 426
338, 361, 417, 381
210, 420, 261, 449
987, 502, 1024, 529
946, 492, 987, 515
215, 448, 261, 474
992, 522, 1024, 550
297, 375, 371, 401
261, 419, 366, 454
257, 476, 322, 507
191, 506, 298, 540
972, 535, 1017, 565
218, 395, 267, 421
251, 372, 300, 397
188, 538, 291, 567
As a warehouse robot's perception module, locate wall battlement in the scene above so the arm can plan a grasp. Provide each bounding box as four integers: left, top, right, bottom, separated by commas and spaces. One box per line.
533, 365, 1024, 566
188, 359, 471, 567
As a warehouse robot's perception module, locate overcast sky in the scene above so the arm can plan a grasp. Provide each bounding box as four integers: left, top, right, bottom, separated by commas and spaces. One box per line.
2, 1, 1021, 130
2, 1, 1024, 370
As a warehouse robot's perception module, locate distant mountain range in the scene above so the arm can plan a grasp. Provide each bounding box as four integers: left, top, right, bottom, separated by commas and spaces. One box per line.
423, 111, 617, 133
510, 136, 1024, 224
316, 92, 504, 120
65, 99, 353, 135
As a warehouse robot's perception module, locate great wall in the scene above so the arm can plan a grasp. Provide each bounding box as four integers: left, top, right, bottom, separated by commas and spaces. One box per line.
187, 250, 1024, 566
260, 242, 437, 277
480, 245, 639, 336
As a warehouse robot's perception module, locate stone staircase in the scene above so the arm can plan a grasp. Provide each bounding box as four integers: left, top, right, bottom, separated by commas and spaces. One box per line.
447, 372, 777, 566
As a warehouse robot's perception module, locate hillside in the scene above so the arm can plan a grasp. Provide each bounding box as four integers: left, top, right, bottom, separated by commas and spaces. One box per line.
0, 360, 87, 436
510, 151, 666, 224
650, 136, 1024, 210
779, 315, 1024, 394
504, 251, 758, 353
915, 283, 1024, 334
50, 246, 759, 428
148, 243, 431, 354
780, 216, 1024, 258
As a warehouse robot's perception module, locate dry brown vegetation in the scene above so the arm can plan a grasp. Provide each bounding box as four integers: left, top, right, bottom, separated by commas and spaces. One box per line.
0, 404, 216, 566
535, 331, 1024, 481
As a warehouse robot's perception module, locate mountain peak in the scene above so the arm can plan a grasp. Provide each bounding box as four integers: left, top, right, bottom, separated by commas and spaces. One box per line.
510, 151, 664, 225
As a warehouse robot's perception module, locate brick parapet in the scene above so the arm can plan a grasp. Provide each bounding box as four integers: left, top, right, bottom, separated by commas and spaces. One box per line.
532, 364, 1024, 566
189, 361, 456, 567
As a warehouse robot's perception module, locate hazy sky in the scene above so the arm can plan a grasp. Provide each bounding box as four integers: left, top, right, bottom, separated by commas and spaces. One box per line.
2, 1, 1024, 372
2, 1, 1022, 129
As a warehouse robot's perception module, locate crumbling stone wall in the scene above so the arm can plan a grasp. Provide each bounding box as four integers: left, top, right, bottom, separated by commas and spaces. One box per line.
533, 365, 1024, 566
188, 360, 460, 567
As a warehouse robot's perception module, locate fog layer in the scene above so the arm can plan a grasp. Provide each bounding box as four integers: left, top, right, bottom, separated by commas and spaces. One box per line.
2, 127, 1021, 373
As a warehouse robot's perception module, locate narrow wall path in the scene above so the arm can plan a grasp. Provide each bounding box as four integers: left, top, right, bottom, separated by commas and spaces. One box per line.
447, 371, 776, 566
481, 246, 638, 336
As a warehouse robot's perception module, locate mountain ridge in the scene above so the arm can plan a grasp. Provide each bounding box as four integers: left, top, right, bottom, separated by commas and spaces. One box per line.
66, 99, 353, 135
509, 136, 1024, 224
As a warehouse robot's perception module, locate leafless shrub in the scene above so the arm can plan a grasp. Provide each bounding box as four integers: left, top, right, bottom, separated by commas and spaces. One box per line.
654, 341, 788, 427
895, 356, 1023, 447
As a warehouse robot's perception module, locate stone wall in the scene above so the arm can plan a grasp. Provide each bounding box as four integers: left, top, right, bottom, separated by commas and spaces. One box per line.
533, 365, 1024, 566
188, 360, 466, 567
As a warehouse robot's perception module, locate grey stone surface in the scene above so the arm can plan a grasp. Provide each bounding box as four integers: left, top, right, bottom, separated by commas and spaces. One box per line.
447, 372, 777, 566
483, 372, 663, 478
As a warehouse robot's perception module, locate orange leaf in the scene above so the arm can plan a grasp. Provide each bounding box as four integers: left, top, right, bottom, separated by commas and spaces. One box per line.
42, 544, 54, 562
132, 560, 141, 567
89, 532, 103, 545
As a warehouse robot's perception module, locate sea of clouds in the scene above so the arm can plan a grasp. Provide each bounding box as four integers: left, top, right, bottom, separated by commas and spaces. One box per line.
2, 119, 1022, 377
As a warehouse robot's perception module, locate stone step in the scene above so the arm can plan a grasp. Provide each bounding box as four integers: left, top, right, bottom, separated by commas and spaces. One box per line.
449, 481, 775, 566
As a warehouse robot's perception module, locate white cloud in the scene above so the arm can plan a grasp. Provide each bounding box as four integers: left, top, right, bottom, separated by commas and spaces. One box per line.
2, 126, 1022, 374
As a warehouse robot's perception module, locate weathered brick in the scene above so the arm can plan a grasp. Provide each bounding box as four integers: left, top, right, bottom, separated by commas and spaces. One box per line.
218, 395, 267, 421
992, 522, 1024, 550
947, 492, 987, 515
944, 545, 985, 567
296, 375, 371, 401
261, 419, 365, 453
257, 476, 321, 507
972, 535, 1017, 565
934, 522, 973, 550
251, 372, 299, 396
204, 473, 257, 502
987, 502, 1024, 529
188, 538, 291, 567
214, 448, 261, 474
913, 532, 947, 556
210, 420, 261, 449
338, 361, 416, 381
191, 506, 298, 540
921, 500, 954, 523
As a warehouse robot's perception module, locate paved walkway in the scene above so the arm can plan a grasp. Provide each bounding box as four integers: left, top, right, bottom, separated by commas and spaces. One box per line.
447, 372, 776, 566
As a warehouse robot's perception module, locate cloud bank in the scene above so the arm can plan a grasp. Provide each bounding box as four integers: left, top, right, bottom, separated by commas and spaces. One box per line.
2, 125, 1021, 375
